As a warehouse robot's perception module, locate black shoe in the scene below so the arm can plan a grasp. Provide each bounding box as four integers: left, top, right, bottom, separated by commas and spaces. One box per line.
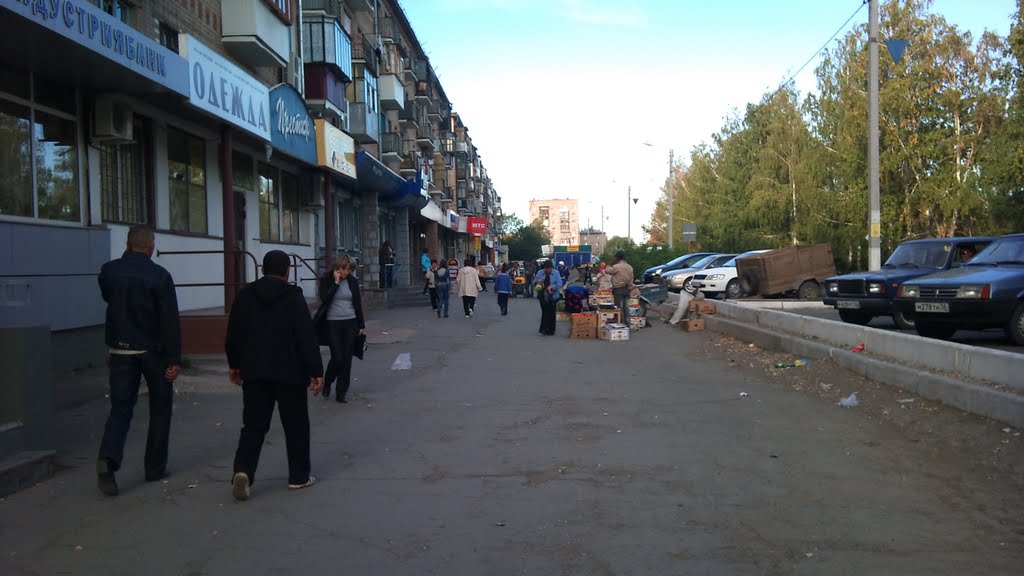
437, 309, 441, 318
336, 398, 348, 404
97, 459, 119, 496
145, 469, 169, 482
322, 384, 332, 400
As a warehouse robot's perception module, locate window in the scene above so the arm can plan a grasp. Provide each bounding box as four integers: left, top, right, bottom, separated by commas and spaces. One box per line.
257, 165, 301, 244
159, 23, 179, 54
167, 128, 207, 234
281, 172, 300, 244
264, 0, 291, 22
93, 0, 133, 24
0, 70, 80, 222
100, 118, 147, 224
233, 151, 254, 192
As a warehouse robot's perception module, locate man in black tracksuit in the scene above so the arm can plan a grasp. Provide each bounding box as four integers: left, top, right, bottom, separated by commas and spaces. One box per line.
96, 226, 181, 496
225, 250, 324, 501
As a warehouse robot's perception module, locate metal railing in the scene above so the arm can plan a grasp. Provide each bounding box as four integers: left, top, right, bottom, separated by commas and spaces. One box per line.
156, 249, 259, 289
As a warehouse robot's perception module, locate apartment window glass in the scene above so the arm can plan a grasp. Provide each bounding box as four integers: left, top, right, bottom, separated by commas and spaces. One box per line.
100, 119, 147, 224
167, 128, 207, 233
258, 164, 280, 241
0, 100, 33, 218
159, 23, 180, 54
92, 0, 134, 24
281, 172, 300, 244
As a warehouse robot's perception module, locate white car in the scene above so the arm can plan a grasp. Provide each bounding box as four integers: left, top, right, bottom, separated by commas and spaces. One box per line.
661, 253, 736, 293
691, 250, 771, 298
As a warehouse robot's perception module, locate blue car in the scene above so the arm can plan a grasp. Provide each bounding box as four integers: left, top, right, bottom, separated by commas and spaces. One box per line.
823, 237, 993, 329
894, 233, 1024, 345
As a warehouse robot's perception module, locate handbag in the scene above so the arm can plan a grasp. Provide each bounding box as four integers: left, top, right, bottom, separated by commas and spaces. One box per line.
353, 332, 367, 360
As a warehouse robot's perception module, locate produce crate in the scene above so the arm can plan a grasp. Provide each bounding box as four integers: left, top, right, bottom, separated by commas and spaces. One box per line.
680, 318, 705, 332
556, 312, 571, 322
597, 309, 621, 326
570, 312, 598, 339
600, 323, 630, 341
629, 316, 647, 329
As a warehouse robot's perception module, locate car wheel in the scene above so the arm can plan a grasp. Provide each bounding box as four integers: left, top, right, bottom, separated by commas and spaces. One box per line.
683, 277, 694, 292
798, 280, 821, 300
915, 323, 956, 340
739, 271, 759, 296
1006, 301, 1024, 346
725, 279, 743, 299
893, 309, 915, 330
838, 310, 872, 325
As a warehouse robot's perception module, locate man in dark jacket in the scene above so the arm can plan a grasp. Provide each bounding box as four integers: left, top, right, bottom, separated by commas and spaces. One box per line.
226, 250, 324, 501
96, 226, 181, 496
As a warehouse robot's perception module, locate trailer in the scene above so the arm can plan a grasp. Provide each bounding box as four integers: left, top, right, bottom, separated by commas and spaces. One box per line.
736, 244, 836, 299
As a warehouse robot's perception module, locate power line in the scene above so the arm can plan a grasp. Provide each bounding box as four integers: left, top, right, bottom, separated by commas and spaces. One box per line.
782, 0, 868, 88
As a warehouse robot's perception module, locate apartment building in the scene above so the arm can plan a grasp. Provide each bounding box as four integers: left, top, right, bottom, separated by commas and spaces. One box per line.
0, 0, 501, 369
529, 199, 580, 247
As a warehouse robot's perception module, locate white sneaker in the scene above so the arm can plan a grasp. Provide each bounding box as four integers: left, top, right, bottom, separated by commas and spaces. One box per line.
288, 476, 317, 490
231, 472, 250, 501
469, 309, 474, 317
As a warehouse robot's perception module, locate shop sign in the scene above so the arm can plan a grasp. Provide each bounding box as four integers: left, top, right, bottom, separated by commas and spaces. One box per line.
180, 34, 270, 141
268, 84, 316, 165
2, 0, 189, 96
315, 119, 356, 179
467, 217, 487, 236
449, 212, 457, 230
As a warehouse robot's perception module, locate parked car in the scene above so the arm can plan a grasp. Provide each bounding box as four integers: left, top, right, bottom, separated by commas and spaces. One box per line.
691, 250, 771, 299
894, 233, 1024, 344
662, 254, 735, 293
824, 237, 993, 329
642, 252, 717, 284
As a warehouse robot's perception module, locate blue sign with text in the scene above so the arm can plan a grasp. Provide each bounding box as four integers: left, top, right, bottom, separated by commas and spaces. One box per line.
269, 84, 317, 166
1, 0, 189, 96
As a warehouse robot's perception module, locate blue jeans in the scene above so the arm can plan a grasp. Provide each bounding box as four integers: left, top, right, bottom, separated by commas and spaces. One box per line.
98, 353, 174, 476
437, 286, 450, 316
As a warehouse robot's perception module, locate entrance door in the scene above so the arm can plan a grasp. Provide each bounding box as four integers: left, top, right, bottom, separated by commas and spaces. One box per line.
234, 190, 247, 288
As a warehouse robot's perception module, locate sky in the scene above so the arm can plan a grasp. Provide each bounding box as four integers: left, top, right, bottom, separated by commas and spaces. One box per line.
400, 0, 1017, 243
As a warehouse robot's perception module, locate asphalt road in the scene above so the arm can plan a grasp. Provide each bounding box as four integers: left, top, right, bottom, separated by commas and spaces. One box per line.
1, 297, 1021, 575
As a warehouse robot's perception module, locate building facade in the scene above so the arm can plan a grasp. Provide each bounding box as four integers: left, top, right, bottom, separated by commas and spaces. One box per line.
0, 0, 501, 370
579, 229, 608, 257
529, 199, 580, 247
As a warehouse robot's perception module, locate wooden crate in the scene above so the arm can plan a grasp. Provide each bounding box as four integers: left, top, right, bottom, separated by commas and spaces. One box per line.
680, 318, 705, 332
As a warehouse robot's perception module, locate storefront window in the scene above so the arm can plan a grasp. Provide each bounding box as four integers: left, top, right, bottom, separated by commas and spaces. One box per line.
0, 100, 33, 218
100, 118, 146, 224
168, 128, 207, 233
258, 163, 280, 241
233, 151, 254, 191
34, 111, 80, 222
350, 203, 361, 253
281, 172, 300, 244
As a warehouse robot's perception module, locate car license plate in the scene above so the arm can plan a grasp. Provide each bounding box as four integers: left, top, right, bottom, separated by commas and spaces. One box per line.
915, 302, 950, 313
836, 300, 860, 309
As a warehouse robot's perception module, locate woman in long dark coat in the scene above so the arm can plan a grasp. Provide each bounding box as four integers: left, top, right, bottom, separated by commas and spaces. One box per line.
315, 255, 365, 403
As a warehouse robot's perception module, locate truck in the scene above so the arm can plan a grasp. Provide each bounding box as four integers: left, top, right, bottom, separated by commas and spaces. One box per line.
551, 245, 593, 269
736, 244, 836, 300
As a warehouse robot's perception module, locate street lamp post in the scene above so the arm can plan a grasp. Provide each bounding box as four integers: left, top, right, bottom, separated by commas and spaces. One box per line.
627, 186, 638, 242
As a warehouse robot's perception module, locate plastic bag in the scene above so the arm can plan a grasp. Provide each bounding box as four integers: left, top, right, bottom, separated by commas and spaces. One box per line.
837, 392, 859, 407
670, 290, 697, 325
390, 353, 412, 371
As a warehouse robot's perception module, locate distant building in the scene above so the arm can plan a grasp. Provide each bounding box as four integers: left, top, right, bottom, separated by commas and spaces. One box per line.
579, 228, 608, 256
529, 199, 580, 246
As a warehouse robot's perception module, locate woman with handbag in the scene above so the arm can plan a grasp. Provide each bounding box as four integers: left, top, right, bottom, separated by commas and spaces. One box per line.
534, 260, 563, 335
315, 255, 365, 403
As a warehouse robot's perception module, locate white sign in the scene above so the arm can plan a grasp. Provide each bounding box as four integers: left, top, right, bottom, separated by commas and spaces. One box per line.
180, 35, 270, 141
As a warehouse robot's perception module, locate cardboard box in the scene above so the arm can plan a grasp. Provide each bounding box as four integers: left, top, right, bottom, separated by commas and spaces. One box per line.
570, 326, 597, 339
600, 323, 630, 341
697, 301, 716, 314
680, 318, 705, 332
597, 309, 621, 326
556, 312, 571, 322
628, 305, 642, 317
570, 313, 598, 339
629, 316, 647, 329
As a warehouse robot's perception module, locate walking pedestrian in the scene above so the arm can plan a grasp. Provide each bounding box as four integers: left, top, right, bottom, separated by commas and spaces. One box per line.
420, 248, 431, 296
457, 258, 482, 317
226, 250, 324, 501
534, 260, 563, 336
434, 261, 451, 318
378, 240, 395, 288
524, 260, 537, 298
605, 250, 635, 325
426, 260, 439, 312
315, 255, 366, 404
494, 264, 512, 316
95, 226, 181, 496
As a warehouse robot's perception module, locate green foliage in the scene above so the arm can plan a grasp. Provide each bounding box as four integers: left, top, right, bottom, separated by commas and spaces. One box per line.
654, 0, 1022, 271
505, 220, 551, 261
600, 237, 690, 278
499, 213, 524, 236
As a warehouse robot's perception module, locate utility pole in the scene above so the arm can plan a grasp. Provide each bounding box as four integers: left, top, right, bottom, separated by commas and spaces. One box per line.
667, 148, 675, 249
627, 185, 632, 241
868, 0, 881, 270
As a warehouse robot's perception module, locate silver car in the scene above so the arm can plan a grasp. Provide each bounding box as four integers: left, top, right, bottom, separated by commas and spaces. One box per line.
661, 254, 736, 293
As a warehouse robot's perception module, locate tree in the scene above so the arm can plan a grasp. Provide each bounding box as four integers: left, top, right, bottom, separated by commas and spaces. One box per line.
505, 220, 550, 261
499, 213, 524, 236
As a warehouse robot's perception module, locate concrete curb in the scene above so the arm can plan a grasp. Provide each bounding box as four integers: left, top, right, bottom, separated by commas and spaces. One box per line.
705, 315, 1024, 428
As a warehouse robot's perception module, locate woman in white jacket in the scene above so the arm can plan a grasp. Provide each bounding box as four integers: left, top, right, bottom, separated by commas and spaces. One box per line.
457, 259, 483, 317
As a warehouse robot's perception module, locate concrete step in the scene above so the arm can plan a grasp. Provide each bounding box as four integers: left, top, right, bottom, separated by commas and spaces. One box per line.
0, 449, 56, 498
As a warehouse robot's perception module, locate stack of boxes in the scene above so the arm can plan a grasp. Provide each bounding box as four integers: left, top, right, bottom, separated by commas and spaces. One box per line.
627, 297, 645, 329
570, 312, 598, 339
680, 298, 716, 332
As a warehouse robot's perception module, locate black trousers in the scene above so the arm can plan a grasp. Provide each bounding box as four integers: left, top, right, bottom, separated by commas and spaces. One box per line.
462, 295, 476, 316
324, 318, 358, 400
497, 293, 509, 315
233, 379, 310, 486
539, 297, 557, 334
428, 287, 438, 310
98, 352, 173, 477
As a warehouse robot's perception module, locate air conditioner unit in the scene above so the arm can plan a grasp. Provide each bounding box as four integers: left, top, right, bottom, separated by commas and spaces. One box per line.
93, 96, 133, 143
304, 183, 325, 208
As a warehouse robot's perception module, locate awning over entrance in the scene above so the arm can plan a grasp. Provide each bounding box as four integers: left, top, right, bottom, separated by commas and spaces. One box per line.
356, 151, 428, 210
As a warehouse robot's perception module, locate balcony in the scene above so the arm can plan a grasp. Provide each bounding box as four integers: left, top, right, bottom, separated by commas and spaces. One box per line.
304, 64, 348, 124
348, 103, 379, 144
400, 144, 420, 176
302, 14, 353, 82
380, 132, 403, 163
455, 167, 468, 181
416, 123, 433, 148
441, 137, 455, 154
379, 17, 398, 44
398, 100, 418, 129
415, 80, 431, 102
346, 0, 374, 12
379, 74, 405, 111
404, 57, 421, 83
220, 0, 290, 68
426, 101, 442, 121
351, 34, 378, 77
456, 181, 468, 200
303, 0, 343, 16
455, 141, 469, 156
457, 199, 469, 214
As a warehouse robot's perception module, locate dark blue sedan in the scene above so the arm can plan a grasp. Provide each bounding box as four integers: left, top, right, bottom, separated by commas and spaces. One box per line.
894, 233, 1024, 345
823, 237, 993, 329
